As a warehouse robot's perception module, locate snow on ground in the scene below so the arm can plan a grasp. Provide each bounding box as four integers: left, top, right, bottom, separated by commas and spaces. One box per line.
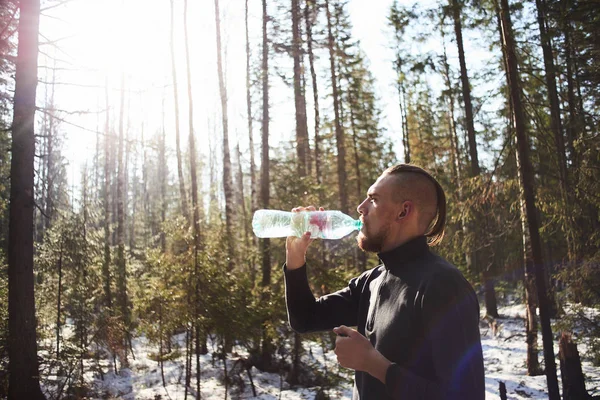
482, 305, 600, 400
54, 304, 599, 399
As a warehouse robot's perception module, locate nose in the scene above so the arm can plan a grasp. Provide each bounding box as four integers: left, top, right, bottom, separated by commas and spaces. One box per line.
357, 198, 368, 216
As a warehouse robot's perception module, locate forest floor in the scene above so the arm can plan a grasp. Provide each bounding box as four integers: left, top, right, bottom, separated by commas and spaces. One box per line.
44, 303, 600, 399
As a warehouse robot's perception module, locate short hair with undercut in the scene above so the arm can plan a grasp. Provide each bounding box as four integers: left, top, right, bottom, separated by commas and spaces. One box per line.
384, 164, 446, 246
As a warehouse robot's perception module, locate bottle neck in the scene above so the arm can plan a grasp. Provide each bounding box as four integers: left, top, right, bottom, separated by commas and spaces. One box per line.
354, 219, 363, 231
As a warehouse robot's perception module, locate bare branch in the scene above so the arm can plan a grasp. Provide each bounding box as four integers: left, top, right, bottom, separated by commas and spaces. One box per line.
34, 200, 50, 220
38, 49, 76, 67
38, 79, 106, 89
36, 105, 106, 115
38, 64, 103, 73
40, 0, 78, 13
39, 34, 77, 46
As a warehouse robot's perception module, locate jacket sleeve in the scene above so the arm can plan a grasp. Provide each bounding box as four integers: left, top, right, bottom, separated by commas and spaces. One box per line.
384, 270, 485, 400
283, 263, 363, 333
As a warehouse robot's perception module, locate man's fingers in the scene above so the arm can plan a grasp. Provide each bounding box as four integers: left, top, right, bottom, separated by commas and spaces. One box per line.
333, 325, 353, 337
302, 231, 312, 243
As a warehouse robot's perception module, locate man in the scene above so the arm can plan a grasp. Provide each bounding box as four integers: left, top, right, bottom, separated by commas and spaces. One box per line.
283, 164, 485, 399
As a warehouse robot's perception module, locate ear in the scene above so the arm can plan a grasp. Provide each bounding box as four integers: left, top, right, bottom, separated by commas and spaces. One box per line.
397, 201, 412, 220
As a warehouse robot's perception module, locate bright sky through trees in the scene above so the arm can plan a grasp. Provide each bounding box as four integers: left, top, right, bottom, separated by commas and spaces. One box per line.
37, 0, 495, 192
37, 0, 401, 188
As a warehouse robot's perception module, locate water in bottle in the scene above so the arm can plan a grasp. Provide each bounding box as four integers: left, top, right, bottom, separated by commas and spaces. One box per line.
252, 209, 363, 239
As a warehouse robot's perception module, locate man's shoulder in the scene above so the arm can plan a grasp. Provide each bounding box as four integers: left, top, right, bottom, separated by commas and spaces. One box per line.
358, 264, 386, 280
348, 264, 385, 292
423, 253, 473, 290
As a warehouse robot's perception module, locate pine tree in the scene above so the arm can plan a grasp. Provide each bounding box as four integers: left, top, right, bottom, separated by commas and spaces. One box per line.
169, 0, 189, 224
325, 0, 349, 214
214, 0, 236, 271
259, 0, 274, 370
497, 0, 560, 395
7, 0, 45, 396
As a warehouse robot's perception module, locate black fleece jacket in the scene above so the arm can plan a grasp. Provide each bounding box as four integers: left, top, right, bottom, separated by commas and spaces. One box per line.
284, 236, 485, 400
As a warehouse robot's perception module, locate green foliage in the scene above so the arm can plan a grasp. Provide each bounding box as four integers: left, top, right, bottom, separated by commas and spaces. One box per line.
555, 251, 600, 365
0, 0, 596, 392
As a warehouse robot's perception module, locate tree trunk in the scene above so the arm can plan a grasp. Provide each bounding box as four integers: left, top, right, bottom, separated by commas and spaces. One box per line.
141, 125, 149, 248
450, 0, 479, 175
348, 92, 367, 272
159, 303, 166, 388
169, 0, 190, 223
398, 73, 410, 164
289, 0, 309, 376
214, 0, 236, 270
7, 0, 45, 396
517, 143, 542, 375
292, 0, 310, 176
183, 1, 202, 397
325, 0, 348, 214
103, 79, 113, 310
499, 382, 507, 400
55, 240, 63, 360
116, 72, 130, 367
159, 98, 167, 253
245, 0, 257, 215
80, 179, 90, 384
305, 0, 321, 185
440, 26, 462, 191
44, 65, 56, 235
260, 0, 273, 370
534, 0, 568, 189
289, 332, 302, 385
561, 6, 580, 172
494, 6, 542, 374
129, 131, 138, 255
235, 139, 249, 245
498, 0, 560, 396
559, 332, 592, 400
392, 47, 410, 164
34, 85, 46, 244
451, 0, 499, 318
534, 0, 576, 264
184, 326, 191, 400
245, 0, 257, 220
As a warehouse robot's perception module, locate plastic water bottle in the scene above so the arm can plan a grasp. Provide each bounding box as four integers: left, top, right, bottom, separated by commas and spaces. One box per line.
252, 209, 363, 239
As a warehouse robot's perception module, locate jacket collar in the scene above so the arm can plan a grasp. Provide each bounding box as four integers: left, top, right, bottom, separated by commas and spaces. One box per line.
378, 236, 429, 270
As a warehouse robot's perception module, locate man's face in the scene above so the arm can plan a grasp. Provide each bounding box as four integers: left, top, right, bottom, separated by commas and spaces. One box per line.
356, 174, 401, 253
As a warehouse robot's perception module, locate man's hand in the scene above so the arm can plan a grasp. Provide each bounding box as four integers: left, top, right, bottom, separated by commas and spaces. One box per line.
333, 325, 392, 384
285, 206, 323, 270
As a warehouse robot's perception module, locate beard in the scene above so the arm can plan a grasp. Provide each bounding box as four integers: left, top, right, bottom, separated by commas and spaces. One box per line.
357, 221, 390, 253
